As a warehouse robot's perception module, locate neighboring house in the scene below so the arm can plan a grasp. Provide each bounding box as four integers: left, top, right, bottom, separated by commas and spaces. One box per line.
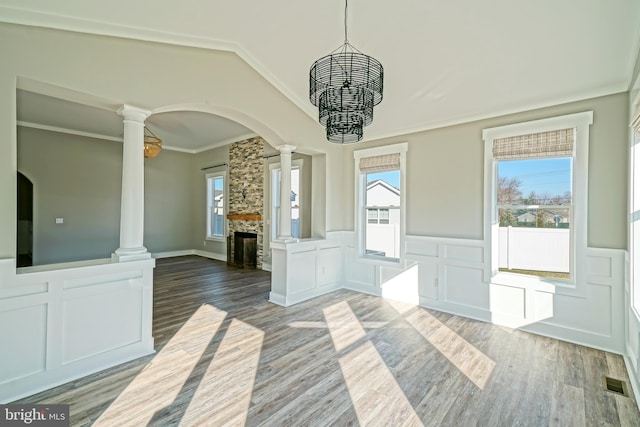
366, 179, 400, 225
516, 212, 537, 223
515, 210, 569, 226
365, 180, 400, 258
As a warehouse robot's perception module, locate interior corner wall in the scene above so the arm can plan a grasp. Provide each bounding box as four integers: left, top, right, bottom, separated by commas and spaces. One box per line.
311, 153, 327, 239
17, 127, 122, 264
323, 143, 346, 232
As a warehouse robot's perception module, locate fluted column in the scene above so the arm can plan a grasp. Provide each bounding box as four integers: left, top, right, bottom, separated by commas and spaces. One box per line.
277, 144, 296, 241
113, 105, 151, 261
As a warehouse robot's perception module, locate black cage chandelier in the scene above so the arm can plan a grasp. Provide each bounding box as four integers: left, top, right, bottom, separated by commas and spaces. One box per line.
309, 0, 384, 144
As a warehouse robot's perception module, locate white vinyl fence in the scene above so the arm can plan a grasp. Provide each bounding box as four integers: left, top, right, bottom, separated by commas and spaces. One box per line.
499, 227, 570, 273
366, 224, 400, 258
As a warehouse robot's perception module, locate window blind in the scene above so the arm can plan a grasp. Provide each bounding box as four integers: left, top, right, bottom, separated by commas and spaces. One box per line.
359, 153, 400, 173
493, 128, 574, 160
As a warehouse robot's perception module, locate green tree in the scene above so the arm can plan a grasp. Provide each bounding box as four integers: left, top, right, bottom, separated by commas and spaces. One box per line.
499, 209, 518, 226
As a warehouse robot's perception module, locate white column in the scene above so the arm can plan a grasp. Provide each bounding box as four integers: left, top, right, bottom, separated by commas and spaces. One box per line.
113, 105, 152, 261
277, 144, 296, 241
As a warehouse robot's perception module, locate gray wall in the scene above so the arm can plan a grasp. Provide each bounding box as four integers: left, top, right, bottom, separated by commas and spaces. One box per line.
192, 145, 229, 256
342, 92, 629, 249
17, 126, 196, 264
17, 127, 122, 264
144, 148, 194, 253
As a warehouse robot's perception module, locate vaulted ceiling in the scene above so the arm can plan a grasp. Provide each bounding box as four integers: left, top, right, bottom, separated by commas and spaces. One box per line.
4, 0, 640, 150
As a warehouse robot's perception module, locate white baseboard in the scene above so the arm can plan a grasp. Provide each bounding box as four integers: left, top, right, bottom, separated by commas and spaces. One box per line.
269, 292, 286, 306
152, 249, 227, 263
194, 249, 227, 262
624, 354, 640, 407
152, 250, 195, 259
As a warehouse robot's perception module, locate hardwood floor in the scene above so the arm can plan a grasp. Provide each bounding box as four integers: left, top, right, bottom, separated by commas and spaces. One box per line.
16, 255, 640, 426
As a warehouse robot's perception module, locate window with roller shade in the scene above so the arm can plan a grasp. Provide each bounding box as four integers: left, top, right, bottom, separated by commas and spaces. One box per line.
354, 143, 407, 262
494, 129, 573, 279
483, 111, 593, 286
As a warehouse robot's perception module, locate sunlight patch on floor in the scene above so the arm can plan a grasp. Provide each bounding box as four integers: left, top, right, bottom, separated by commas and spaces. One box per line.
339, 341, 424, 427
288, 320, 390, 330
324, 301, 423, 426
181, 318, 264, 426
323, 301, 368, 352
93, 304, 226, 426
406, 310, 495, 390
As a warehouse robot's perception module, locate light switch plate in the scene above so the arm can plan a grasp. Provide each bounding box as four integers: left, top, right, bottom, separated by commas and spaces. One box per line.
55, 218, 63, 224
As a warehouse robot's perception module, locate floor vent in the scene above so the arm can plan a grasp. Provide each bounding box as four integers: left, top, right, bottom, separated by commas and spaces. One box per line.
602, 376, 629, 397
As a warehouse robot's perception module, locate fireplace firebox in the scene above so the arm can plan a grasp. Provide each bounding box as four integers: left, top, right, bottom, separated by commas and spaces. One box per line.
228, 231, 257, 269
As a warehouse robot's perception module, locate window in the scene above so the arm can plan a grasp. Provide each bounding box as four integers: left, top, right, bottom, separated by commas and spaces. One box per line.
497, 153, 572, 279
270, 159, 302, 239
483, 112, 593, 287
354, 143, 407, 262
206, 171, 226, 240
368, 208, 390, 224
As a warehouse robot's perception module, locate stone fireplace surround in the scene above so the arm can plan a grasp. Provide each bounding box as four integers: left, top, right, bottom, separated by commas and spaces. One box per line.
227, 136, 264, 269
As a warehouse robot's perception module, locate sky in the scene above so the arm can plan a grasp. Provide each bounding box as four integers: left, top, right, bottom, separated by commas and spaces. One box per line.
498, 158, 571, 196
367, 170, 400, 188
367, 158, 571, 196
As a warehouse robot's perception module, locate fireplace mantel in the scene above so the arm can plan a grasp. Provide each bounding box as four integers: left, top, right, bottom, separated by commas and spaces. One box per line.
227, 213, 262, 221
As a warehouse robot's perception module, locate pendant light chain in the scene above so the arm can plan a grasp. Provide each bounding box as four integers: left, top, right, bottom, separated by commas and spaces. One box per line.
344, 0, 349, 44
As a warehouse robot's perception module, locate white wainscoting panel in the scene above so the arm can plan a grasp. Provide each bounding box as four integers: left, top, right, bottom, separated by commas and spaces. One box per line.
269, 238, 341, 306
343, 233, 379, 295
0, 304, 47, 384
62, 283, 143, 364
380, 263, 420, 305
0, 258, 155, 403
490, 284, 525, 318
404, 236, 491, 322
444, 245, 484, 263
511, 248, 625, 352
403, 237, 625, 352
288, 248, 317, 296
417, 262, 439, 301
317, 247, 341, 287
444, 265, 488, 309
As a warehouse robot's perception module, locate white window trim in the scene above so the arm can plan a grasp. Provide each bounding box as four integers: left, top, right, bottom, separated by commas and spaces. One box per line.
482, 111, 593, 295
269, 159, 303, 241
354, 142, 408, 265
206, 170, 227, 242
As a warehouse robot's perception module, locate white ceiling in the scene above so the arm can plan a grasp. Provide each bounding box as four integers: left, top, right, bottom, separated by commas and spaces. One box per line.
5, 0, 640, 150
